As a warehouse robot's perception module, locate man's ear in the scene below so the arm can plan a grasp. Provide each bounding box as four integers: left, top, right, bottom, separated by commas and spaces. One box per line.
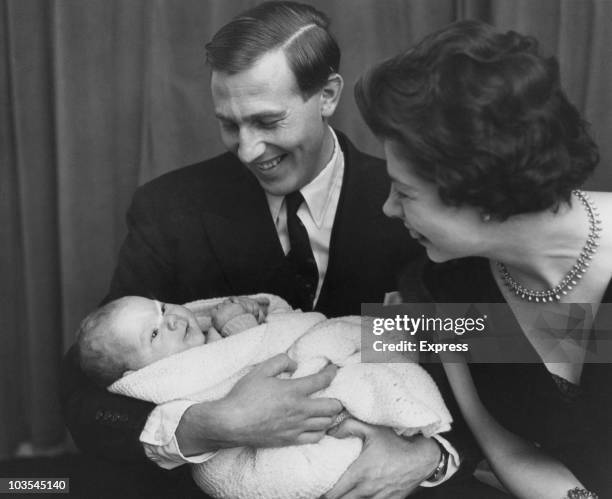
320, 73, 344, 119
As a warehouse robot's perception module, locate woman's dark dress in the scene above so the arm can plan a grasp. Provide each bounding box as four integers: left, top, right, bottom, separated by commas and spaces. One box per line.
403, 257, 612, 496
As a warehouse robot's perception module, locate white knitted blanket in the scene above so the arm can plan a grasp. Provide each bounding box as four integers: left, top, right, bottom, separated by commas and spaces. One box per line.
109, 295, 452, 499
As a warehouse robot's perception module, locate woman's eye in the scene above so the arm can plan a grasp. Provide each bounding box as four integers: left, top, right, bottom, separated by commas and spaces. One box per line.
395, 188, 415, 201
392, 186, 406, 199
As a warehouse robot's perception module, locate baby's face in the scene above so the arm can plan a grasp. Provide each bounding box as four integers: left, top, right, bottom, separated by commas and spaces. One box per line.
112, 297, 206, 371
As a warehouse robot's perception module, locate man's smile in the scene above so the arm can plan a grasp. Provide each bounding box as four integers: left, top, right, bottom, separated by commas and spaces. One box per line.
252, 154, 287, 172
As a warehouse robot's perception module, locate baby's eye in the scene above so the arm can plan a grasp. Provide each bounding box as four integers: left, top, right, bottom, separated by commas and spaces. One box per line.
151, 329, 159, 340
161, 303, 167, 314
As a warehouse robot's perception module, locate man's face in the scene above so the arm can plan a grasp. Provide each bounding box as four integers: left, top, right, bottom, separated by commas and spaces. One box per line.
211, 49, 333, 196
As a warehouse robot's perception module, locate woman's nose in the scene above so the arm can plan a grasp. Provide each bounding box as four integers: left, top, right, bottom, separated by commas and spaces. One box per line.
383, 193, 401, 219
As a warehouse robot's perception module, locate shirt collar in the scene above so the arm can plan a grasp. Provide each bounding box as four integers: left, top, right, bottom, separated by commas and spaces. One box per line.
266, 127, 344, 227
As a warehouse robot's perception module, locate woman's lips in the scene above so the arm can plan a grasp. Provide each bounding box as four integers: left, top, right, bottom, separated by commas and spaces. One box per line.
407, 228, 428, 244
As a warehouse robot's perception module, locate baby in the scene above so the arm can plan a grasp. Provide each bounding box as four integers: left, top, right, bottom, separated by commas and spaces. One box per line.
76, 295, 269, 387
87, 294, 452, 499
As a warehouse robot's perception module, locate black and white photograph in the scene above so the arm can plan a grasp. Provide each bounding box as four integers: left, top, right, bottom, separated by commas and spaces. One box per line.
1, 1, 611, 497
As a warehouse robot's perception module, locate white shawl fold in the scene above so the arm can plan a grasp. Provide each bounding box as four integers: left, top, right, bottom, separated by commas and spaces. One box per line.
110, 294, 452, 499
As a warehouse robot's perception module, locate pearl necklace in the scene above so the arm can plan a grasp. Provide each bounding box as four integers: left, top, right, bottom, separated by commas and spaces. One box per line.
497, 190, 602, 303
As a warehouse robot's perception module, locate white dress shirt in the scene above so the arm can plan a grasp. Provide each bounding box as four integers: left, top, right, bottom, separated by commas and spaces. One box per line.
265, 126, 343, 305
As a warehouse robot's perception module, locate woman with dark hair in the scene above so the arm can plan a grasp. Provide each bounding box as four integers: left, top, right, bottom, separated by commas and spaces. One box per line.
356, 20, 611, 499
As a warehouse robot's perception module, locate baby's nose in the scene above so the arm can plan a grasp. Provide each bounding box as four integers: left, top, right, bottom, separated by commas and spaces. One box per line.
167, 315, 187, 330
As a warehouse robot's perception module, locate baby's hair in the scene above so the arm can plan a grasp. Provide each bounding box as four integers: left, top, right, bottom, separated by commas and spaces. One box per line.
76, 298, 130, 388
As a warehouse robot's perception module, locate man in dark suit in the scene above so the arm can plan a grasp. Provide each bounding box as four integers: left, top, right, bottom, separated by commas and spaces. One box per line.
61, 2, 465, 497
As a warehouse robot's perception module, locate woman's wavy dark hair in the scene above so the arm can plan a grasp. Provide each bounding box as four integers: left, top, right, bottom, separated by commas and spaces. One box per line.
355, 20, 599, 219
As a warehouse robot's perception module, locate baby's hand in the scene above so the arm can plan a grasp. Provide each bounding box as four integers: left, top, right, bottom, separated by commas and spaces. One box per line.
233, 296, 269, 323
211, 296, 270, 334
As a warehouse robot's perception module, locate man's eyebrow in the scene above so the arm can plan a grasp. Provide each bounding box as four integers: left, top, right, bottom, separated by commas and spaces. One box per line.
214, 111, 286, 122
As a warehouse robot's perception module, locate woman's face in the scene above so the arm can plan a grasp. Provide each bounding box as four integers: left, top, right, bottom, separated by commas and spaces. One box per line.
382, 140, 487, 262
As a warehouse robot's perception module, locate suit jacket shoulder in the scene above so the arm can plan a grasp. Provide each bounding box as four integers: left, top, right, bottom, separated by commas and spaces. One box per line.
133, 151, 261, 218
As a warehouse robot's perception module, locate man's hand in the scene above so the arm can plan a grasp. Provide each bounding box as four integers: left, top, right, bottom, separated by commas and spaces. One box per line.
323, 419, 440, 499
176, 354, 343, 455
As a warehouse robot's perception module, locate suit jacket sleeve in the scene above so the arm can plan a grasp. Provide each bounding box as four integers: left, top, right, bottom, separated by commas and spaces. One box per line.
60, 345, 154, 461
61, 188, 176, 461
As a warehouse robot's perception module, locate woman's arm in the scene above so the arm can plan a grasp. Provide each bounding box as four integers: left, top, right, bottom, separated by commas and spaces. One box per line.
443, 362, 583, 499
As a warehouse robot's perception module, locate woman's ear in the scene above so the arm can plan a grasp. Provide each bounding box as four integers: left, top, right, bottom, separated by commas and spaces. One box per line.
320, 73, 344, 119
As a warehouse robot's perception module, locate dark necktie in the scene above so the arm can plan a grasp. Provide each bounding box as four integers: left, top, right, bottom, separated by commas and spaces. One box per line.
285, 191, 318, 311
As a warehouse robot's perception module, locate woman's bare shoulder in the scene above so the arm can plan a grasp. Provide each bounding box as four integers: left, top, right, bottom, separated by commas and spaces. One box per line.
585, 191, 612, 290
589, 191, 612, 246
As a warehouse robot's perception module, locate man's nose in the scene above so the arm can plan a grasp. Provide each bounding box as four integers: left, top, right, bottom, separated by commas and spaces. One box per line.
237, 129, 265, 164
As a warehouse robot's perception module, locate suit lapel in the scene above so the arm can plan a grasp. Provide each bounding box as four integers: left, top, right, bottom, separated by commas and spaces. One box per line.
319, 132, 386, 307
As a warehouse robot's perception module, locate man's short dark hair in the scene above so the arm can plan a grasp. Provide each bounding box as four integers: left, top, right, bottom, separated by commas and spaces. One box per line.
356, 20, 599, 220
205, 1, 340, 99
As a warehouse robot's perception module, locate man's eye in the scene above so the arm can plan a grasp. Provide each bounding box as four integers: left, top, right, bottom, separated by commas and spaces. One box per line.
220, 121, 237, 131
258, 120, 280, 129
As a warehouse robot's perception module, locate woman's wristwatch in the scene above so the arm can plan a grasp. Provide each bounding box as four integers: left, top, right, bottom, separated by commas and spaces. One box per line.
425, 439, 450, 484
